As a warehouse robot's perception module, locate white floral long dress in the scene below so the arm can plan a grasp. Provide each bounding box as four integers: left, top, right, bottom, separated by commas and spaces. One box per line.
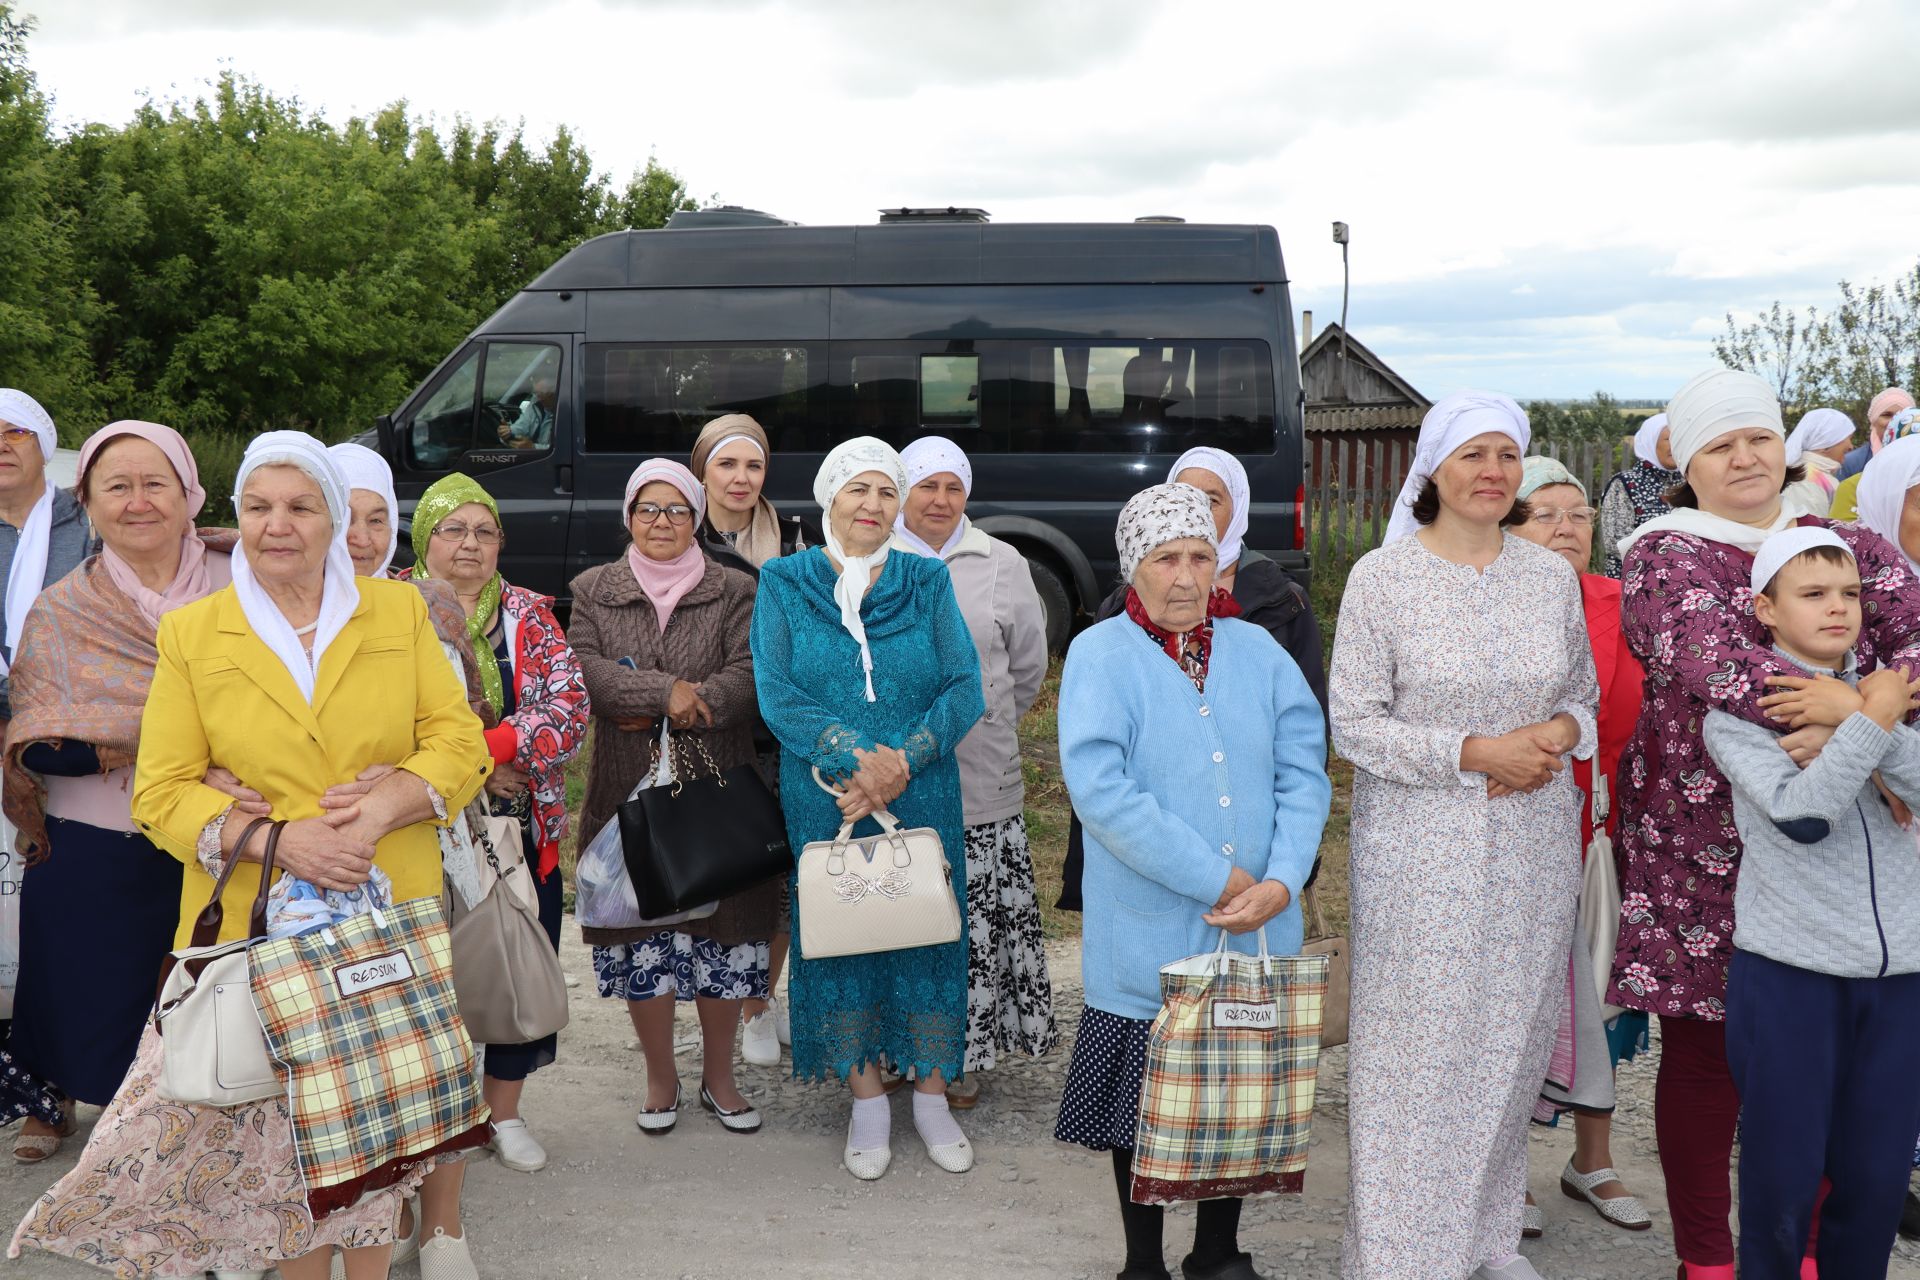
1329, 533, 1598, 1280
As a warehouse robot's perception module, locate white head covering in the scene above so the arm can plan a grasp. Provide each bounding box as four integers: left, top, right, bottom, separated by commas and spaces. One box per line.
1665, 368, 1784, 477
1117, 483, 1218, 584
1855, 435, 1920, 577
327, 441, 399, 578
1167, 447, 1250, 571
1785, 408, 1854, 462
0, 389, 56, 460
623, 457, 706, 524
0, 390, 58, 677
894, 436, 973, 559
231, 431, 361, 701
814, 436, 908, 702
1517, 455, 1586, 502
1633, 413, 1669, 467
1749, 526, 1853, 597
1383, 391, 1531, 545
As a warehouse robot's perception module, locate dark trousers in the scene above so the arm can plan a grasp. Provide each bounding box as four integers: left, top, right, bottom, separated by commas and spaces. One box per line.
1726, 949, 1920, 1280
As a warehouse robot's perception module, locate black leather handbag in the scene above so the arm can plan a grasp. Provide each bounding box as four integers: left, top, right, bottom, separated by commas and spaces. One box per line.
617, 731, 792, 918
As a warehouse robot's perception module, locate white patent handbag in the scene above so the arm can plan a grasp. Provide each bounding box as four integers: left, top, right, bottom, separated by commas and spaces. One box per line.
795, 768, 961, 959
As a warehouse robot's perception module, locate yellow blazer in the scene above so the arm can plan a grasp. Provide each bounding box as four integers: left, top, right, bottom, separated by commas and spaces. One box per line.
133, 578, 491, 947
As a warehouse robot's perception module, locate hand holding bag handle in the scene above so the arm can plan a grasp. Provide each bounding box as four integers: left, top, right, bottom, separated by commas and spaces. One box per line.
160, 816, 284, 997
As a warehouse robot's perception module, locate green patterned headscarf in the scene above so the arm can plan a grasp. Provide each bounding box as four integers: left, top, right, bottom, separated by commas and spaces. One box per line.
412, 472, 505, 716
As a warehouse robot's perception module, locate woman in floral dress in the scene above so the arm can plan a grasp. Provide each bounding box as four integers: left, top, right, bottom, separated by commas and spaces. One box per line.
1332, 392, 1597, 1280
1610, 369, 1920, 1280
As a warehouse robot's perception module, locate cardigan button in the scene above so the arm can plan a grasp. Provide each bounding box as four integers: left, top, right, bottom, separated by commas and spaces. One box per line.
1212, 751, 1224, 763
1219, 796, 1231, 808
1198, 705, 1211, 717
1222, 842, 1234, 854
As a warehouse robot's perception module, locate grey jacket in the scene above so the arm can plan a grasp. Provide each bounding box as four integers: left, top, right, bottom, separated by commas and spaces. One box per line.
894, 523, 1048, 826
1704, 666, 1920, 978
0, 487, 92, 720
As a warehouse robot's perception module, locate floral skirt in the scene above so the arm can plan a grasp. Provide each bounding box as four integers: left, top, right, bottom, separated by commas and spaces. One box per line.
8, 1026, 422, 1278
593, 932, 771, 1002
962, 816, 1060, 1070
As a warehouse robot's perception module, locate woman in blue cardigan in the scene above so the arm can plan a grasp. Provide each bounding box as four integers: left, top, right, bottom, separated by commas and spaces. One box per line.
1055, 483, 1332, 1280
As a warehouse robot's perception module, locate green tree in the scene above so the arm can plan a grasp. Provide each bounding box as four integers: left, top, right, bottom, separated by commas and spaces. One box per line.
0, 5, 99, 438
1715, 260, 1920, 418
1523, 392, 1640, 443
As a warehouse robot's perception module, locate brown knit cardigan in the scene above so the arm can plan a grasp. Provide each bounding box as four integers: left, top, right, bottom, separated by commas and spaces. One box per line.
568, 554, 778, 948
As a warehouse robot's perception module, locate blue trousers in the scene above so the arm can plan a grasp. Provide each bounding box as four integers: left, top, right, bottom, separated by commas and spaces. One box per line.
1725, 949, 1920, 1280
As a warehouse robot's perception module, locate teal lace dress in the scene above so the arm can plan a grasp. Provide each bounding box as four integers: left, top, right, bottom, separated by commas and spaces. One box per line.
750, 548, 985, 1083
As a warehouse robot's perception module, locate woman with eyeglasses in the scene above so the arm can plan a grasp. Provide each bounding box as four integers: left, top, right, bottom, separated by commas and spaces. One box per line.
400, 473, 589, 1175
569, 460, 776, 1136
1509, 457, 1653, 1241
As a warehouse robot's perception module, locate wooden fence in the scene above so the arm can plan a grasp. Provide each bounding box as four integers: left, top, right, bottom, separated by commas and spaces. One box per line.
1305, 435, 1634, 566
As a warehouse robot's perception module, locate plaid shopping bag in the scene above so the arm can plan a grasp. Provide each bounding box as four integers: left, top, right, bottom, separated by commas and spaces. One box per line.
1130, 928, 1329, 1206
250, 893, 491, 1218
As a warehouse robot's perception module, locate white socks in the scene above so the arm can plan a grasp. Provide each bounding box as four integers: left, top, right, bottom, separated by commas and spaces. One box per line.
848, 1094, 890, 1151
911, 1088, 965, 1148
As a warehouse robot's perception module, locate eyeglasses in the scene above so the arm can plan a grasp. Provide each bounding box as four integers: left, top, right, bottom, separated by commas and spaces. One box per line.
1528, 506, 1596, 528
0, 427, 37, 445
629, 502, 694, 526
432, 521, 503, 545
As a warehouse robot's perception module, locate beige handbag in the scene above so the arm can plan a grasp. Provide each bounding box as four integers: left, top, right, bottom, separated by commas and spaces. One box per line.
153, 819, 286, 1107
796, 769, 962, 959
1300, 881, 1349, 1049
448, 817, 569, 1044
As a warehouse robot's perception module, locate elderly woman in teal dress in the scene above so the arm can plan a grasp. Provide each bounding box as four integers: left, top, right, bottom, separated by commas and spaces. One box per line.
750, 436, 985, 1183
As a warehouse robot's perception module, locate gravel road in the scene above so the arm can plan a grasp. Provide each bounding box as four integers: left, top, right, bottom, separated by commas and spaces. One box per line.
5, 929, 1917, 1280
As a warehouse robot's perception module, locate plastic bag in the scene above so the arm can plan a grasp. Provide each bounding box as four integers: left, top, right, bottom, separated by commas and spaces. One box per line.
266, 866, 395, 940
575, 722, 716, 931
0, 815, 20, 1018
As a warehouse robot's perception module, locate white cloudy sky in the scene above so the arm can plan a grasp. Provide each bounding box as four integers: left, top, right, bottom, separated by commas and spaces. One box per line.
24, 0, 1920, 399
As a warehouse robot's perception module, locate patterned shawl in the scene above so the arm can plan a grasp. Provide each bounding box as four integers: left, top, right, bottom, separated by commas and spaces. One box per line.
409, 472, 505, 717
1123, 585, 1241, 693
3, 529, 240, 863
1619, 460, 1679, 526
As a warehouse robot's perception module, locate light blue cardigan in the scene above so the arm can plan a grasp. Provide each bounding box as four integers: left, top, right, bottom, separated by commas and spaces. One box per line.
1059, 614, 1332, 1020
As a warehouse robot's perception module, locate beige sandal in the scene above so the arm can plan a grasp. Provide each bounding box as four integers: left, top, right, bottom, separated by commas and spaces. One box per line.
14, 1105, 76, 1164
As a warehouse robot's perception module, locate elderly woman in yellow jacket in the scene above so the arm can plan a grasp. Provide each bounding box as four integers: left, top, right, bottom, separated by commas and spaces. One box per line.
9, 431, 489, 1280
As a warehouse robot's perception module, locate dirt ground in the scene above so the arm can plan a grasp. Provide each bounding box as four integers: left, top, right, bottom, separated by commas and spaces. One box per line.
7, 931, 1920, 1280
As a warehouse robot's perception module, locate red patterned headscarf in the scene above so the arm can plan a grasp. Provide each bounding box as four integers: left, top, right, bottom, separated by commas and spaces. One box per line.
1124, 586, 1241, 692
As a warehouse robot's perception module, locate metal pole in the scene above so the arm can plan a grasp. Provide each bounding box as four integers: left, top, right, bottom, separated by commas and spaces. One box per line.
1340, 239, 1350, 400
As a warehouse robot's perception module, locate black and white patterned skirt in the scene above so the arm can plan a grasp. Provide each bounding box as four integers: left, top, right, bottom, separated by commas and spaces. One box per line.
962, 815, 1061, 1070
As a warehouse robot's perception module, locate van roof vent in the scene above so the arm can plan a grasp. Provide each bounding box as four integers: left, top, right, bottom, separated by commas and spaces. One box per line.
1135, 215, 1186, 224
878, 207, 990, 224
664, 206, 797, 229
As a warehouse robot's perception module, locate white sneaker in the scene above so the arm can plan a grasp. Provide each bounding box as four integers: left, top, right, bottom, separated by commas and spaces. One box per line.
487, 1117, 549, 1172
212, 1272, 268, 1280
1474, 1257, 1545, 1280
740, 1010, 781, 1066
773, 995, 791, 1047
417, 1226, 480, 1280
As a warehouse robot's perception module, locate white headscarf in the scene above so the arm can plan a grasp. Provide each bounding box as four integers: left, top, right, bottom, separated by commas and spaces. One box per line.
1855, 435, 1920, 577
1382, 391, 1532, 546
1632, 413, 1669, 467
1665, 368, 1784, 477
1785, 408, 1854, 462
231, 431, 361, 701
327, 441, 399, 578
1117, 483, 1218, 583
1167, 446, 1250, 571
813, 436, 908, 702
0, 389, 59, 678
1749, 526, 1852, 597
893, 435, 973, 559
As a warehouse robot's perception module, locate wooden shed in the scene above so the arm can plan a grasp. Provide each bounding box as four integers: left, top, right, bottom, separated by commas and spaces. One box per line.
1300, 320, 1430, 491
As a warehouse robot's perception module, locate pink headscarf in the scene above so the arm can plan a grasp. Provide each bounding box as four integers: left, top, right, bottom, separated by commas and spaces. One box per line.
77, 421, 227, 627
622, 458, 708, 632
1869, 388, 1916, 454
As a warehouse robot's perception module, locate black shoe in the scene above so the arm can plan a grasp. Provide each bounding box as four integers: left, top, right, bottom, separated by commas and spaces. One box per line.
1117, 1267, 1171, 1280
1900, 1189, 1920, 1242
1180, 1252, 1265, 1280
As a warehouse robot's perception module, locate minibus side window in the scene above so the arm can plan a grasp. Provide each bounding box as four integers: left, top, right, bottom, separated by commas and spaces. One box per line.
401, 341, 561, 471
403, 346, 482, 471
583, 344, 819, 453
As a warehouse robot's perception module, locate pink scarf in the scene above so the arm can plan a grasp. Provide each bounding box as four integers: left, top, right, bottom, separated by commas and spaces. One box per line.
77, 420, 225, 627
626, 544, 705, 632
102, 535, 229, 628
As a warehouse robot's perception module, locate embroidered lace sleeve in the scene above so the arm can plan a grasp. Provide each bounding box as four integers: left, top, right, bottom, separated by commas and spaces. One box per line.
196, 806, 233, 876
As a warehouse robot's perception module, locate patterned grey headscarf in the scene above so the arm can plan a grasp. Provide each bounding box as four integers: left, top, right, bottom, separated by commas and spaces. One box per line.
1117, 483, 1218, 583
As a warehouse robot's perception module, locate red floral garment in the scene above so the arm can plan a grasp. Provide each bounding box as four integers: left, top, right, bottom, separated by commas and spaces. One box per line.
1122, 586, 1241, 691
496, 582, 590, 872
1610, 517, 1920, 1021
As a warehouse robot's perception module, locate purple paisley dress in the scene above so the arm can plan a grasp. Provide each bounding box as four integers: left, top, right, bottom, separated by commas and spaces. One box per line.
1610, 516, 1920, 1020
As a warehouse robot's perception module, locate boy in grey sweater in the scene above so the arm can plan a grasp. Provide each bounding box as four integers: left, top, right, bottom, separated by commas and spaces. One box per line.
1704, 525, 1920, 1280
